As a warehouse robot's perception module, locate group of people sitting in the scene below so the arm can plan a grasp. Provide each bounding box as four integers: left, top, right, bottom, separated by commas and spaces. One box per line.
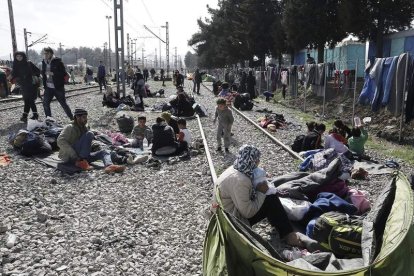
293, 119, 369, 159
55, 106, 194, 173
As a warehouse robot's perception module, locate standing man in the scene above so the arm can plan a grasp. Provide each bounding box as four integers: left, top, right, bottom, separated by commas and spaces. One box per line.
41, 47, 74, 120
97, 61, 106, 92
143, 68, 149, 82
174, 70, 184, 88
193, 68, 204, 95
160, 68, 165, 87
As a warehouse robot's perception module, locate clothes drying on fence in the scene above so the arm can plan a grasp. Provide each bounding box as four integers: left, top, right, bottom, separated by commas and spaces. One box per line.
406, 59, 414, 123
359, 53, 414, 117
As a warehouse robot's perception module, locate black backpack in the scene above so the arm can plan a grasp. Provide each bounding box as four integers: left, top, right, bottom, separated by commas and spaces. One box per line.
234, 93, 253, 111
116, 114, 134, 133
291, 134, 305, 152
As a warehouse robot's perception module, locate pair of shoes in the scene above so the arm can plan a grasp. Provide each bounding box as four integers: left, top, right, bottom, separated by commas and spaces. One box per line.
225, 148, 230, 153
104, 164, 126, 174
20, 113, 28, 123
75, 160, 93, 171
216, 147, 222, 152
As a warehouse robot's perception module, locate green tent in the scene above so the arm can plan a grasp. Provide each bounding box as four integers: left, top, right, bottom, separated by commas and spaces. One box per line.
203, 171, 414, 276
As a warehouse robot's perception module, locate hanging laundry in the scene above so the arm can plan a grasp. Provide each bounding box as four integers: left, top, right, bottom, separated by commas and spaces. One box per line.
405, 58, 414, 123
387, 53, 410, 115
380, 56, 398, 106
359, 58, 384, 106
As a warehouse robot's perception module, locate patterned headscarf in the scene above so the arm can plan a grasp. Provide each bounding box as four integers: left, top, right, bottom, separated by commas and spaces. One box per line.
233, 145, 261, 178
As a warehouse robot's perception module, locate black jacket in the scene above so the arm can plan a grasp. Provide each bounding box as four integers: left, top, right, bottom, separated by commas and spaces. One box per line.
42, 57, 67, 90
151, 123, 176, 153
302, 130, 322, 151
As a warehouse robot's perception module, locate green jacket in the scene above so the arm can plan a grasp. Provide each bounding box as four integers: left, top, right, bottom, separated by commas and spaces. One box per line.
57, 122, 88, 162
348, 127, 368, 155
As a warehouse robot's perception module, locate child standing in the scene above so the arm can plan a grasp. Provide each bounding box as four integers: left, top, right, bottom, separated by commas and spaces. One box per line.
213, 98, 234, 153
131, 116, 153, 149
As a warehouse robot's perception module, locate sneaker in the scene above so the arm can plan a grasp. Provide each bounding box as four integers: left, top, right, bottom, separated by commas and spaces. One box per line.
75, 160, 93, 171
104, 164, 126, 174
127, 156, 135, 165
216, 147, 222, 152
20, 113, 28, 123
30, 113, 39, 120
225, 148, 230, 153
179, 151, 191, 161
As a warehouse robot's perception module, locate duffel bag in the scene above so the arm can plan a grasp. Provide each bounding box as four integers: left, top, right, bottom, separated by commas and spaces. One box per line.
309, 211, 363, 257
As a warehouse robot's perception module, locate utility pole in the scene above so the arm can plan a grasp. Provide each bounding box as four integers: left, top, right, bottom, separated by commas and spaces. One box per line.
141, 48, 145, 69
113, 0, 126, 97
7, 0, 17, 54
59, 43, 64, 57
164, 22, 169, 77
103, 43, 107, 67
126, 33, 130, 66
155, 48, 158, 68
106, 15, 112, 74
174, 47, 177, 70
24, 28, 29, 56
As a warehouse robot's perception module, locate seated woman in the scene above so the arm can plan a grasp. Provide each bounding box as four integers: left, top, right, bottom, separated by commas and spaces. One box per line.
302, 123, 326, 152
161, 112, 180, 134
169, 90, 195, 117
151, 117, 187, 156
217, 144, 301, 246
324, 127, 348, 154
334, 120, 351, 139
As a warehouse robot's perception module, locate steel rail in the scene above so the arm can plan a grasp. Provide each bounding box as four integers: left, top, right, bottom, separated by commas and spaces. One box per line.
0, 87, 101, 112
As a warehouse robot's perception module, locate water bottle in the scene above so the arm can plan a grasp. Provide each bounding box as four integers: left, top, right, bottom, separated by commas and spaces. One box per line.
142, 138, 148, 150
6, 234, 17, 248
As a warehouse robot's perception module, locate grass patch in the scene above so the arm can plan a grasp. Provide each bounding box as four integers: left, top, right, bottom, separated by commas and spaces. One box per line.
366, 137, 414, 165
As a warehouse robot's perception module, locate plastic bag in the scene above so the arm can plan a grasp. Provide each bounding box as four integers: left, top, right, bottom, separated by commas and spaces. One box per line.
279, 197, 312, 221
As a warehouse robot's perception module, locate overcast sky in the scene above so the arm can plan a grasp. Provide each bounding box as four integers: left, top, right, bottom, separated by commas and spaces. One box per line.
0, 0, 218, 61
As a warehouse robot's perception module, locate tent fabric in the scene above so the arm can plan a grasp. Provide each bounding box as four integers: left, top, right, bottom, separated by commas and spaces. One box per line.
203, 171, 414, 276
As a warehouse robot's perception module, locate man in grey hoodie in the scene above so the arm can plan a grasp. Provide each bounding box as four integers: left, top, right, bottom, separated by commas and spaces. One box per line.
213, 98, 234, 153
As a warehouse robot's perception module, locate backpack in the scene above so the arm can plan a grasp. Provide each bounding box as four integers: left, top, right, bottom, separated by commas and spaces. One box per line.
116, 114, 134, 133
310, 211, 363, 257
234, 93, 253, 111
291, 134, 305, 152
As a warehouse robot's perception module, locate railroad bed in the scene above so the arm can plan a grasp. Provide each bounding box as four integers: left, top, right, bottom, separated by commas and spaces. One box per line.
0, 80, 411, 275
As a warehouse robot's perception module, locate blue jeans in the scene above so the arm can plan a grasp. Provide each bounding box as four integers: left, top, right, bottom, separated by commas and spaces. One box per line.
73, 132, 112, 166
43, 87, 73, 119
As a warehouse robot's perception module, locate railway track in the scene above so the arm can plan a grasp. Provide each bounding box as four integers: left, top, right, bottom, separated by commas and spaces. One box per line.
192, 82, 306, 212
0, 86, 100, 112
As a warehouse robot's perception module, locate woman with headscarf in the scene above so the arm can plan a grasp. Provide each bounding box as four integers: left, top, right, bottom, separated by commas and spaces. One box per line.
161, 112, 180, 134
11, 51, 41, 122
217, 145, 301, 246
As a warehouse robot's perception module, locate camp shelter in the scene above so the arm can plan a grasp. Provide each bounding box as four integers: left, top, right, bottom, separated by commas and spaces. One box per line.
203, 171, 414, 276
